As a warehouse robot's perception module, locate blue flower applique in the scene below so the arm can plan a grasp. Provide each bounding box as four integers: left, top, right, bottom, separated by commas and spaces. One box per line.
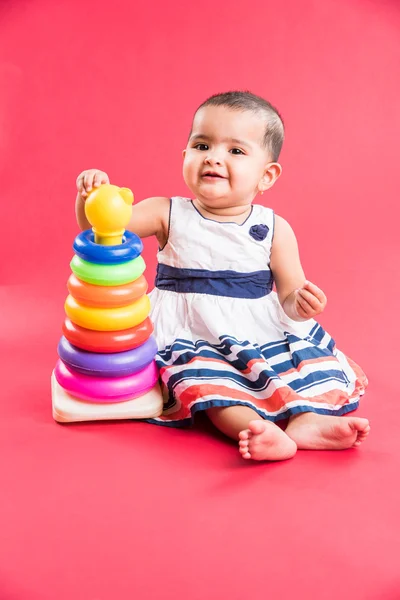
249, 224, 269, 241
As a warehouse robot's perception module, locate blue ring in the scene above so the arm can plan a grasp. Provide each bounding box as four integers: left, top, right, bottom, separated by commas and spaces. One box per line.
73, 230, 143, 265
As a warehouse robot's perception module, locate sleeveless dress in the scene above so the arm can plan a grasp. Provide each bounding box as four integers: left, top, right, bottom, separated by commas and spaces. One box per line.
148, 197, 367, 426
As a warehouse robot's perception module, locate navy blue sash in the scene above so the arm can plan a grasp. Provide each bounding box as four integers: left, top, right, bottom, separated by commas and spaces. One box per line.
155, 264, 273, 299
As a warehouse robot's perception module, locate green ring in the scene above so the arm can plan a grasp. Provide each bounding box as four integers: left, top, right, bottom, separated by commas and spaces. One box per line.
70, 255, 146, 286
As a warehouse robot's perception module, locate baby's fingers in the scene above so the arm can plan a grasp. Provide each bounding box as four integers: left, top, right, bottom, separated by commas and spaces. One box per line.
294, 296, 312, 319
77, 170, 109, 199
303, 280, 327, 305
93, 171, 109, 188
76, 172, 87, 196
295, 291, 315, 318
297, 288, 322, 311
83, 171, 96, 193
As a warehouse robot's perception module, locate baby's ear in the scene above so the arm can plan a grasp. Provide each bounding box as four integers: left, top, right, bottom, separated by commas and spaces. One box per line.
182, 149, 187, 159
264, 163, 282, 187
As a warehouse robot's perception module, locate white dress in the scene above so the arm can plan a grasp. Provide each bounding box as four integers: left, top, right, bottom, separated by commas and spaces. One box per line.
148, 197, 367, 426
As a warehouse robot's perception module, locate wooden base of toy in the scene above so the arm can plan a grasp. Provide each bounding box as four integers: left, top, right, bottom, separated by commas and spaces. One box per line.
51, 371, 163, 423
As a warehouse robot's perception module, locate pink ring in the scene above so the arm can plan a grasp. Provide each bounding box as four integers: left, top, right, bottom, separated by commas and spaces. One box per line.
54, 359, 159, 403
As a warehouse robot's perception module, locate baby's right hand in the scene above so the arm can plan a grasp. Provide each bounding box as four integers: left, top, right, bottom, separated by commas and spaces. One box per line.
76, 169, 110, 199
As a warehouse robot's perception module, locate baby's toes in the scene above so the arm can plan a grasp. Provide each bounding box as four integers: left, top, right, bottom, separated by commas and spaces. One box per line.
358, 425, 370, 439
247, 439, 261, 458
353, 428, 370, 447
238, 439, 251, 459
239, 429, 251, 441
240, 448, 252, 459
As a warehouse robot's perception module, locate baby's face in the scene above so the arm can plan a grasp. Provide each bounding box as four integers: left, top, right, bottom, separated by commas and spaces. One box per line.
183, 105, 271, 209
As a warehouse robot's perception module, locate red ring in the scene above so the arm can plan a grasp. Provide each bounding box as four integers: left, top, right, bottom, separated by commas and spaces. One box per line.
62, 317, 154, 353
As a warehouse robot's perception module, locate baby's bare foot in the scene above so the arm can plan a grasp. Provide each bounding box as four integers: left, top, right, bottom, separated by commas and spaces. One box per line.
285, 412, 370, 450
238, 420, 297, 461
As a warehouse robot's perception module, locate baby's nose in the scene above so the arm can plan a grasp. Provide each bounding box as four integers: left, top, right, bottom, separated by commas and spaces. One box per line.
204, 154, 222, 166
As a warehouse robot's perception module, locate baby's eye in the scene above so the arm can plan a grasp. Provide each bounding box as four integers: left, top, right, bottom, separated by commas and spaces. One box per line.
194, 143, 209, 151
230, 148, 245, 155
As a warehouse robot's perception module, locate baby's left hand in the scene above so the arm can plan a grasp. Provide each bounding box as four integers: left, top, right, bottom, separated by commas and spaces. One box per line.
294, 281, 327, 320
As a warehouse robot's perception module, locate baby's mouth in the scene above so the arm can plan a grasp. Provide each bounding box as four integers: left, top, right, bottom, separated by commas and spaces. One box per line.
202, 171, 225, 179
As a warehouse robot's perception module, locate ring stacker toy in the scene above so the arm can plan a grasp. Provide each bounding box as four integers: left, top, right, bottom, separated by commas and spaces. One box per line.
51, 184, 163, 422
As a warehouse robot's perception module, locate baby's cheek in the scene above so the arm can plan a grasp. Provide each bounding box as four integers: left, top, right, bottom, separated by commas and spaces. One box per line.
184, 159, 197, 177
182, 162, 194, 181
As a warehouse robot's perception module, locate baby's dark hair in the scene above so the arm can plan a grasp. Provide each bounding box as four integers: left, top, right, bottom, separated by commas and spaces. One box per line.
195, 91, 284, 161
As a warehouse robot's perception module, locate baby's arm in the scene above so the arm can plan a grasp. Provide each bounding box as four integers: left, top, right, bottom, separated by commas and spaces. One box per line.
270, 215, 327, 321
75, 169, 170, 248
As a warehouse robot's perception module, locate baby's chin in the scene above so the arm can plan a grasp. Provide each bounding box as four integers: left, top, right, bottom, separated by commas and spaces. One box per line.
196, 182, 230, 195
196, 190, 230, 204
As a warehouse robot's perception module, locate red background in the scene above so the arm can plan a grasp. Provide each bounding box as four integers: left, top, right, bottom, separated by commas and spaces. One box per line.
1, 1, 399, 598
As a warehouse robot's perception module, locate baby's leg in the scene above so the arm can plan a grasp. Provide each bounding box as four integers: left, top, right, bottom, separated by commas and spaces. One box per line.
285, 412, 370, 450
206, 406, 297, 462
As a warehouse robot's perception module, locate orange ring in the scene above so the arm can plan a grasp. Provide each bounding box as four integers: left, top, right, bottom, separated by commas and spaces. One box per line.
62, 317, 154, 353
67, 273, 148, 308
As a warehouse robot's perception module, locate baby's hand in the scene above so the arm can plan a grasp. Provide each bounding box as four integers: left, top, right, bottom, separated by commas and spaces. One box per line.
76, 169, 110, 199
294, 280, 327, 320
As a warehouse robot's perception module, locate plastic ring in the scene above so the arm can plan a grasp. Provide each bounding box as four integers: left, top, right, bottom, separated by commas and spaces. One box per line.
70, 255, 146, 286
58, 336, 158, 377
62, 317, 154, 353
67, 273, 148, 308
54, 359, 159, 402
65, 294, 150, 331
73, 229, 143, 264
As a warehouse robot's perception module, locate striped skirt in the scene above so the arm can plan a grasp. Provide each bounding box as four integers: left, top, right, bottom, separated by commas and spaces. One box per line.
148, 288, 368, 426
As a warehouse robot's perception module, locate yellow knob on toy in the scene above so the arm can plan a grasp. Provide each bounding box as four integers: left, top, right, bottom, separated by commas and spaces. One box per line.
85, 184, 134, 245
